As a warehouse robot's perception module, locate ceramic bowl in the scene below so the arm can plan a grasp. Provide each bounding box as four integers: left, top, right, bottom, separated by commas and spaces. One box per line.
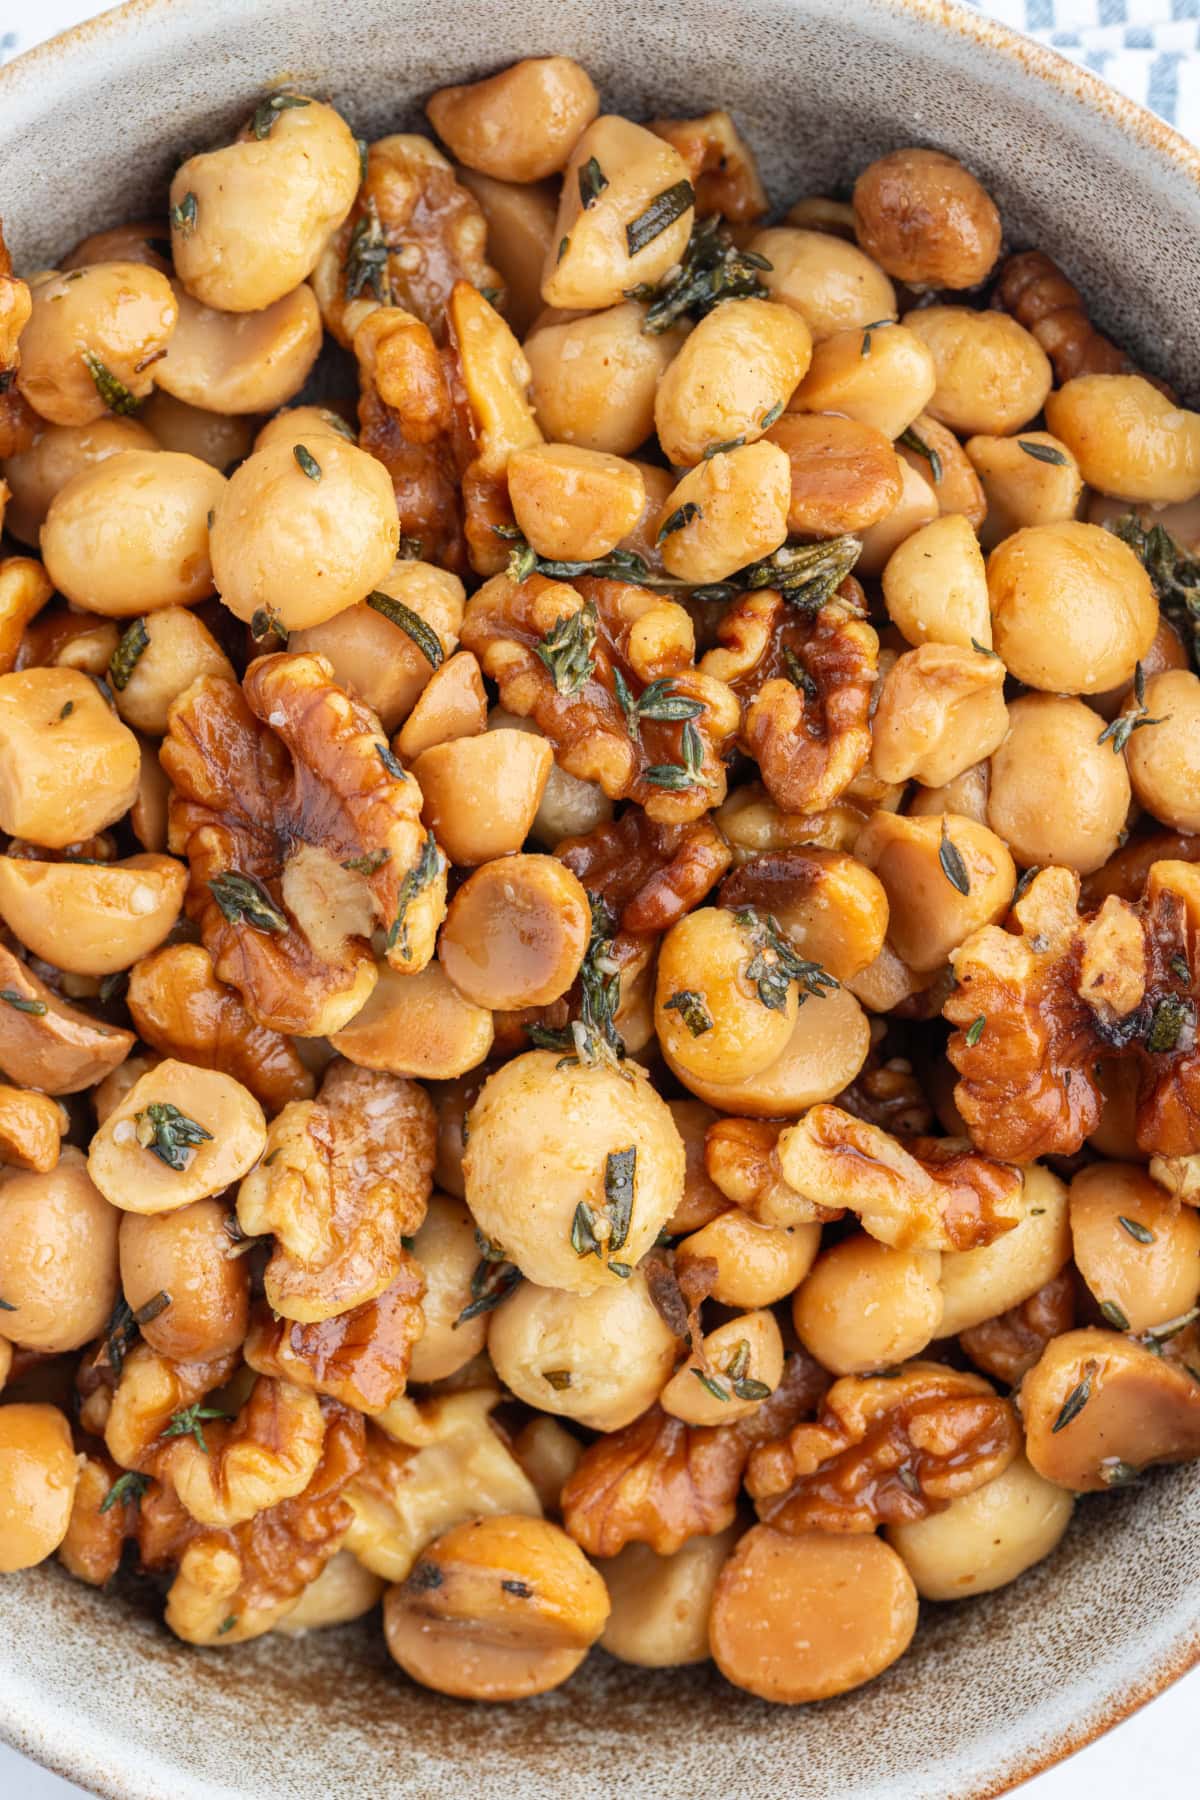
2, 1, 1200, 1794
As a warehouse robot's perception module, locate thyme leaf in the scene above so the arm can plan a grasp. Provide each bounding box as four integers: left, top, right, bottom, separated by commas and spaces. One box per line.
453, 1247, 522, 1326
604, 1146, 636, 1254
0, 989, 47, 1016
251, 93, 310, 139
625, 214, 769, 334
734, 906, 839, 1012
656, 502, 701, 544
1051, 1362, 1097, 1433
643, 714, 705, 791
344, 199, 392, 304
625, 179, 694, 258
82, 352, 139, 416
99, 1471, 151, 1514
293, 443, 322, 482
702, 436, 746, 459
938, 819, 971, 896
1099, 1299, 1131, 1331
1100, 1459, 1141, 1488
386, 833, 444, 958
366, 589, 444, 667
209, 870, 288, 933
376, 742, 407, 781
1118, 1215, 1156, 1244
162, 1403, 229, 1452
741, 533, 862, 611
541, 1369, 572, 1391
578, 156, 609, 209
170, 191, 197, 237
534, 600, 598, 695
134, 1103, 212, 1171
1106, 513, 1200, 672
1096, 664, 1168, 752
109, 617, 150, 691
528, 892, 626, 1073
612, 671, 703, 744
340, 848, 391, 877
1018, 438, 1068, 466
899, 426, 943, 484
250, 606, 289, 647
664, 989, 714, 1036
965, 1015, 986, 1048
1145, 993, 1194, 1054
760, 401, 784, 430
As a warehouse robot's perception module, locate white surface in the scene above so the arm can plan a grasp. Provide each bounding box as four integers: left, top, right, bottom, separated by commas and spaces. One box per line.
0, 1, 1197, 1796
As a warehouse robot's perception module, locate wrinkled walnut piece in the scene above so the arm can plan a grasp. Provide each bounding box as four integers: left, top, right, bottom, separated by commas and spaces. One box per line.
138, 1399, 365, 1645
993, 250, 1162, 390
157, 1375, 326, 1528
556, 809, 732, 937
834, 1050, 934, 1137
128, 943, 314, 1115
776, 1104, 1024, 1250
959, 1267, 1076, 1386
163, 653, 446, 1035
705, 1116, 844, 1227
103, 1342, 241, 1473
460, 572, 740, 824
58, 1449, 134, 1587
746, 1362, 1020, 1533
700, 587, 878, 818
244, 1256, 425, 1413
237, 1058, 435, 1324
945, 861, 1200, 1161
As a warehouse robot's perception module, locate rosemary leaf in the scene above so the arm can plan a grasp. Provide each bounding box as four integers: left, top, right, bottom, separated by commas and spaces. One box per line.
82, 352, 139, 416
1051, 1362, 1096, 1433
293, 443, 322, 482
1118, 1215, 1156, 1244
664, 990, 714, 1036
366, 589, 444, 667
251, 93, 310, 139
1018, 438, 1068, 466
134, 1102, 212, 1171
0, 989, 47, 1016
898, 426, 943, 484
938, 819, 971, 896
626, 179, 694, 257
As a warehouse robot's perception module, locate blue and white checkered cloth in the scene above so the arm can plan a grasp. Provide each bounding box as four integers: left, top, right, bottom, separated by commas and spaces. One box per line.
3, 0, 1200, 141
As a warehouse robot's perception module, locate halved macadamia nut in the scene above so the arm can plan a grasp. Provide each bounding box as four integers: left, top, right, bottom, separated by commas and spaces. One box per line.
88, 1058, 267, 1213
110, 606, 235, 737
153, 279, 323, 415
0, 852, 186, 976
660, 1308, 785, 1426
508, 444, 646, 561
396, 652, 488, 761
330, 959, 494, 1080
413, 730, 552, 865
440, 855, 591, 1009
0, 667, 140, 848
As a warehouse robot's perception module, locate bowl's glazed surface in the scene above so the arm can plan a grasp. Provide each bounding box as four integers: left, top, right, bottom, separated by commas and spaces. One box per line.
1, 1, 1200, 1794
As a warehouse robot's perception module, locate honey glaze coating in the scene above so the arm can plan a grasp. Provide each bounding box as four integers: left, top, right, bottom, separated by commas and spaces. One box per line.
1, 72, 1199, 1716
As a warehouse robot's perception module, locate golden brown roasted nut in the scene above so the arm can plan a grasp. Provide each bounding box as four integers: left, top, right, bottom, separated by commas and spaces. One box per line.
383, 1513, 610, 1700
958, 1267, 1075, 1385
127, 943, 314, 1114
103, 1340, 242, 1473
236, 1057, 435, 1324
856, 809, 1016, 974
162, 653, 447, 1035
243, 1256, 425, 1413
853, 148, 1001, 289
703, 1116, 829, 1225
763, 413, 902, 538
58, 1449, 131, 1587
139, 1399, 365, 1645
717, 846, 888, 982
775, 1105, 1023, 1249
88, 1059, 266, 1214
0, 558, 54, 676
1021, 1327, 1200, 1490
649, 110, 767, 220
945, 860, 1200, 1161
0, 1085, 67, 1172
0, 852, 187, 979
155, 1375, 326, 1529
700, 587, 879, 818
119, 1198, 250, 1362
871, 643, 1008, 788
428, 58, 599, 183
0, 942, 135, 1094
460, 572, 740, 824
556, 808, 731, 939
747, 1362, 1020, 1532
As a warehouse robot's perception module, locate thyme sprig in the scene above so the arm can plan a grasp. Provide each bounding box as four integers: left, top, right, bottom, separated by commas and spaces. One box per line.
740, 534, 862, 611
453, 1231, 523, 1326
612, 671, 703, 744
99, 1471, 151, 1514
643, 717, 705, 792
692, 1336, 773, 1404
664, 989, 713, 1036
209, 870, 288, 933
528, 893, 626, 1072
82, 352, 139, 416
134, 1103, 212, 1171
1106, 513, 1200, 670
162, 1403, 230, 1453
625, 213, 769, 334
734, 907, 839, 1012
534, 599, 598, 695
344, 198, 392, 304
1096, 661, 1169, 753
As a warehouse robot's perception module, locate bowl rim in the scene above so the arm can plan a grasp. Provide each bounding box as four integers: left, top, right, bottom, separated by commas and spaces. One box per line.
1, 0, 1200, 1795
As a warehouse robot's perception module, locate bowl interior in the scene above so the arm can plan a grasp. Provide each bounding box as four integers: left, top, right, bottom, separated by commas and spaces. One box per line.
2, 0, 1200, 1795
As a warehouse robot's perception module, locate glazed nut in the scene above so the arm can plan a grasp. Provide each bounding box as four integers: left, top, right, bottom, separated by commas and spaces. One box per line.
127, 942, 314, 1114
162, 653, 447, 1036
119, 1198, 250, 1362
277, 1549, 385, 1635
717, 845, 889, 982
870, 643, 1007, 788
792, 1235, 944, 1376
0, 851, 187, 977
650, 109, 767, 221
654, 298, 812, 469
508, 444, 646, 562
1021, 1327, 1200, 1490
0, 1084, 68, 1173
0, 666, 140, 848
17, 262, 177, 427
0, 941, 135, 1095
0, 555, 54, 674
957, 1266, 1076, 1385
413, 729, 552, 865
109, 606, 235, 737
654, 905, 800, 1088
790, 321, 936, 441
886, 1453, 1074, 1601
561, 1405, 750, 1559
0, 1152, 119, 1352
855, 809, 1016, 973
524, 301, 687, 457
896, 412, 987, 531
599, 1524, 738, 1669
1067, 1162, 1200, 1335
881, 512, 991, 651
330, 958, 494, 1081
746, 1361, 1020, 1533
1123, 668, 1200, 835
985, 693, 1131, 876
57, 1449, 129, 1588
903, 305, 1051, 438
236, 1057, 435, 1324
0, 1404, 79, 1572
384, 1514, 610, 1701
656, 442, 791, 584
664, 979, 871, 1120
966, 429, 1083, 545
675, 1207, 820, 1310
659, 1308, 785, 1427
556, 809, 731, 939
852, 147, 1001, 289
427, 57, 599, 182
244, 1258, 425, 1414
710, 1526, 918, 1704
854, 458, 940, 579
751, 225, 895, 340
776, 1104, 1024, 1250
89, 1058, 267, 1214
440, 853, 591, 1010
157, 1376, 326, 1528
152, 280, 323, 416
763, 412, 902, 537
396, 650, 488, 761
1044, 373, 1200, 505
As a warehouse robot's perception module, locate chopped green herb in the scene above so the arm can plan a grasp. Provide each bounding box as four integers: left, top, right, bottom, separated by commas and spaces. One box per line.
1170, 954, 1191, 982
541, 1369, 573, 1391
625, 179, 694, 257
734, 906, 839, 1012
344, 200, 391, 304
104, 1291, 171, 1378
964, 1015, 986, 1048
782, 646, 817, 697
702, 436, 746, 459
557, 235, 569, 264
626, 214, 769, 333
82, 352, 139, 416
759, 401, 784, 430
1106, 513, 1200, 672
134, 1103, 212, 1171
1018, 438, 1068, 466
604, 1146, 636, 1254
397, 531, 423, 558
217, 1615, 238, 1636
742, 533, 862, 612
0, 989, 47, 1016
899, 425, 943, 484
656, 501, 701, 544
341, 847, 392, 877
970, 637, 998, 657
109, 616, 150, 691
1051, 1362, 1096, 1433
1118, 1215, 1156, 1244
534, 599, 598, 695
453, 1246, 522, 1326
98, 972, 128, 1004
938, 819, 971, 896
170, 191, 198, 237
0, 1299, 16, 1312
528, 893, 625, 1072
376, 742, 407, 781
58, 700, 75, 720
209, 870, 288, 933
251, 93, 310, 139
643, 714, 705, 791
664, 990, 714, 1036
1014, 864, 1041, 903
366, 588, 444, 667
293, 443, 322, 482
356, 136, 369, 184
162, 1402, 230, 1452
99, 1471, 151, 1515
859, 318, 893, 357
501, 1579, 532, 1598
1100, 1459, 1140, 1488
578, 156, 609, 208
692, 1367, 732, 1403
1100, 1300, 1131, 1331
250, 606, 289, 647
1097, 662, 1168, 752
612, 671, 703, 744
386, 833, 444, 960
1146, 993, 1194, 1054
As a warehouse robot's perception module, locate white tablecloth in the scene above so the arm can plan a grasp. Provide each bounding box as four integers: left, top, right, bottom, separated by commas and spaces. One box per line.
0, 1, 1197, 1796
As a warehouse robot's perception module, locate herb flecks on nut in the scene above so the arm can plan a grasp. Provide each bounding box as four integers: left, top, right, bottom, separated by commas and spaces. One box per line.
134, 1102, 213, 1171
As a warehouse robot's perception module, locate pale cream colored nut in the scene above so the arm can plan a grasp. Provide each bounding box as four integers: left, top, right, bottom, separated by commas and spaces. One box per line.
488, 1268, 679, 1431
0, 666, 140, 848
542, 116, 694, 311
462, 1050, 685, 1294
660, 1309, 785, 1427
871, 643, 1008, 788
0, 942, 134, 1095
903, 306, 1052, 437
41, 451, 225, 617
404, 1195, 490, 1383
882, 512, 991, 650
752, 225, 896, 341
789, 322, 936, 441
676, 1207, 820, 1309
89, 1058, 267, 1213
447, 278, 542, 481
966, 430, 1083, 548
171, 97, 361, 313
153, 279, 322, 415
0, 556, 54, 673
236, 1057, 435, 1323
139, 392, 255, 469
120, 1198, 250, 1362
1123, 668, 1200, 834
1021, 1327, 1200, 1490
986, 693, 1131, 875
278, 1549, 386, 1635
508, 444, 645, 561
330, 959, 493, 1081
656, 443, 791, 585
854, 459, 939, 578
397, 650, 488, 760
412, 730, 552, 865
439, 854, 590, 1010
1044, 373, 1200, 504
938, 1162, 1071, 1336
776, 1104, 1024, 1250
456, 169, 557, 337
987, 520, 1157, 694
655, 298, 812, 468
664, 984, 871, 1118
0, 1085, 68, 1174
16, 262, 177, 427
887, 1454, 1074, 1599
600, 1525, 739, 1669
428, 57, 599, 182
896, 412, 987, 531
1, 417, 158, 548
109, 606, 235, 737
1069, 1161, 1200, 1335
792, 1235, 943, 1375
855, 809, 1015, 973
0, 851, 187, 976
0, 1151, 119, 1351
524, 302, 688, 456
716, 845, 889, 984
0, 1404, 79, 1572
